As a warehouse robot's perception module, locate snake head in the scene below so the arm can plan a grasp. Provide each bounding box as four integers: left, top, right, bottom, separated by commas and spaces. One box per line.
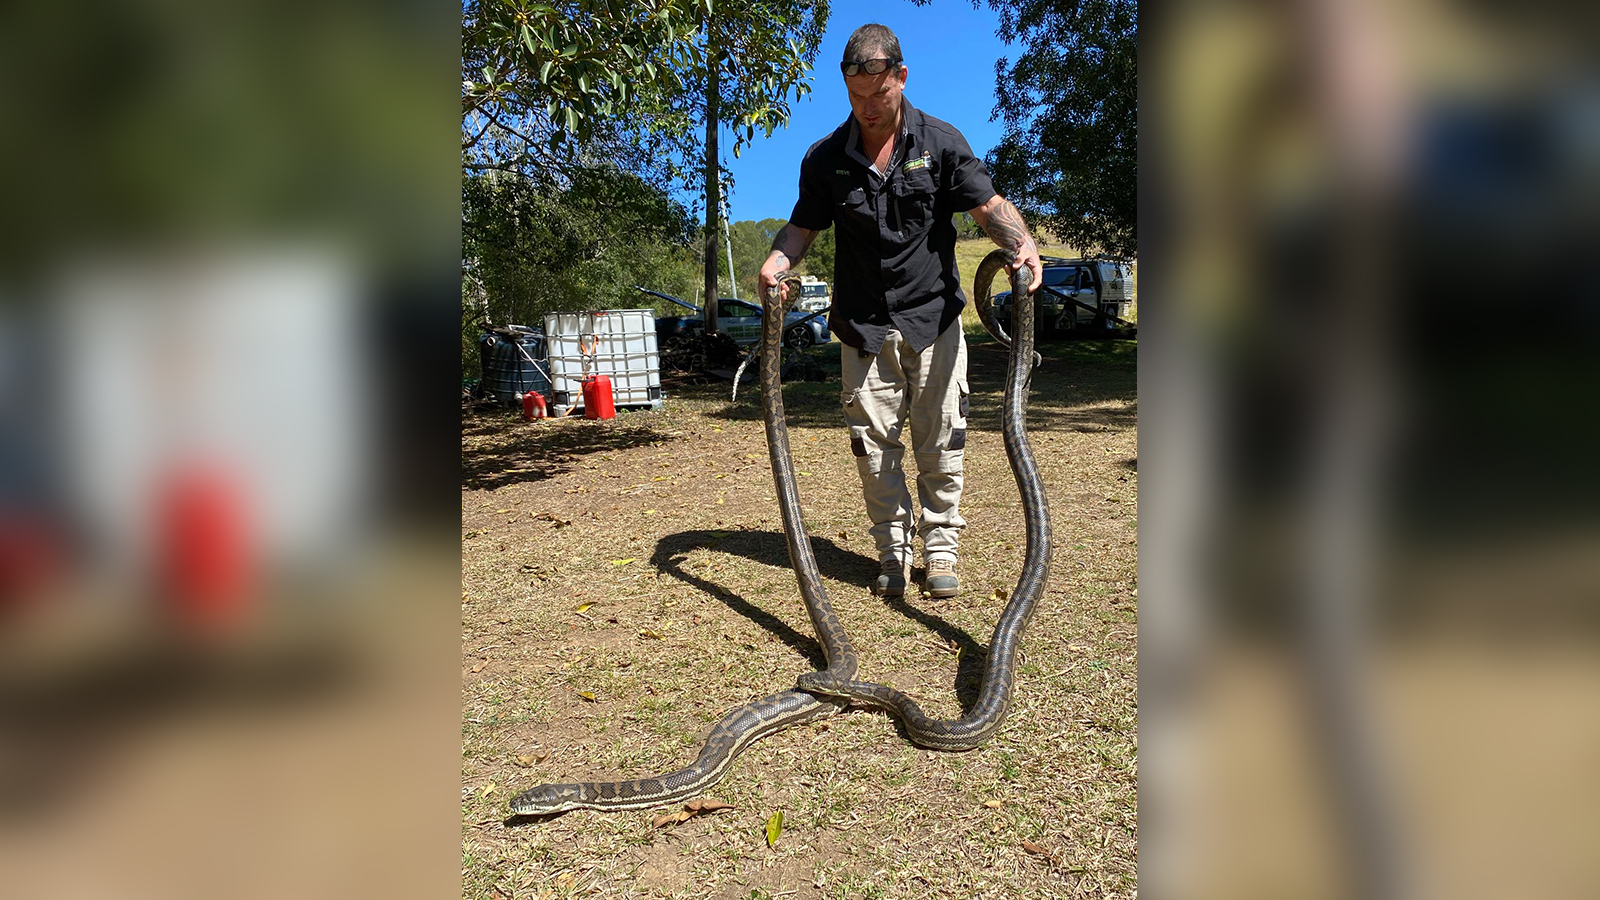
508, 783, 586, 816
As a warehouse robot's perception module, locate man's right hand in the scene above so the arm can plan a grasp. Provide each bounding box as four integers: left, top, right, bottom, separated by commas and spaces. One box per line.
758, 251, 792, 304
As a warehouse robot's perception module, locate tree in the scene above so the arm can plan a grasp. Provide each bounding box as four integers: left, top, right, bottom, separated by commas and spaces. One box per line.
462, 0, 701, 185
926, 0, 1136, 258
462, 166, 697, 338
463, 1, 831, 336
689, 4, 829, 331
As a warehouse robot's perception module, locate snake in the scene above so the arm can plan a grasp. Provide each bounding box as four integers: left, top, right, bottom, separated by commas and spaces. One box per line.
509, 250, 1046, 813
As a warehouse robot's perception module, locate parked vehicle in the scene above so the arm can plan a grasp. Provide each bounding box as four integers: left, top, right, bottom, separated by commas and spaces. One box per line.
796, 276, 831, 313
991, 257, 1135, 335
638, 287, 830, 349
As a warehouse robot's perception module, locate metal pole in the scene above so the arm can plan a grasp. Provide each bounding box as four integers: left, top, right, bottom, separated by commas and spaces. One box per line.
722, 187, 738, 300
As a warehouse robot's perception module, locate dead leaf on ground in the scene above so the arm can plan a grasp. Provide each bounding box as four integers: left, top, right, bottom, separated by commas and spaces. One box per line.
685, 798, 734, 813
982, 800, 1003, 809
578, 691, 597, 702
575, 602, 594, 613
639, 629, 664, 640
991, 588, 1009, 601
611, 558, 635, 567
652, 810, 692, 828
471, 660, 488, 673
765, 810, 784, 848
1021, 840, 1052, 856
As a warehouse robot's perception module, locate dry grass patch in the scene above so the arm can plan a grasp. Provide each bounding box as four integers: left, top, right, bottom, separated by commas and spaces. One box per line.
463, 338, 1137, 899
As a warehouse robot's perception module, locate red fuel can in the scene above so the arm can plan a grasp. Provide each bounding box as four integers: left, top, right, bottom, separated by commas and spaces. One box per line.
522, 390, 546, 420
582, 375, 616, 420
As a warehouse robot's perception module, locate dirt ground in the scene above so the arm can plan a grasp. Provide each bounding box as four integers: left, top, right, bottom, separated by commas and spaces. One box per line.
462, 334, 1137, 899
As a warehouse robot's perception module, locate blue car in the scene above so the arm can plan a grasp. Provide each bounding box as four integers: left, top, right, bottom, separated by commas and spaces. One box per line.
638, 288, 830, 349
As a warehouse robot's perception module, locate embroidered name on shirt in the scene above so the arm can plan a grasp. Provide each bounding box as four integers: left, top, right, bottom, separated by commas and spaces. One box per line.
835, 169, 852, 176
902, 154, 930, 172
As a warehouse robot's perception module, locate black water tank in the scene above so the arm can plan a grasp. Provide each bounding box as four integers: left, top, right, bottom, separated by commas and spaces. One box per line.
478, 328, 550, 405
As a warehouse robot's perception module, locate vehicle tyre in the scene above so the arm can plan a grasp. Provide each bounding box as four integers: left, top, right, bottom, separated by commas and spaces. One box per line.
785, 326, 815, 349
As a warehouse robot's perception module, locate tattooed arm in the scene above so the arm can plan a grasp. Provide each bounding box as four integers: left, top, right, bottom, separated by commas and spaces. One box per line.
758, 223, 819, 303
969, 195, 1042, 292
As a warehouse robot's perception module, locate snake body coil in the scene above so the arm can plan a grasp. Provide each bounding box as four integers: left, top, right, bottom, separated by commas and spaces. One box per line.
510, 252, 1047, 814
793, 252, 1051, 749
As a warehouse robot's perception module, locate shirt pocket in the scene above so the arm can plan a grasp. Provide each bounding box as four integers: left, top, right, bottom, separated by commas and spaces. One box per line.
831, 177, 871, 228
892, 166, 938, 234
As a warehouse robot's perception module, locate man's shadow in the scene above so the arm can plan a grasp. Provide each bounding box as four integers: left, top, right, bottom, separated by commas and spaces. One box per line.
648, 529, 990, 712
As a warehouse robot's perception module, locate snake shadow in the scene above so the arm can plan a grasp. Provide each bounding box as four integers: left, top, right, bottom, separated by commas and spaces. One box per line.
649, 529, 990, 712
503, 811, 566, 827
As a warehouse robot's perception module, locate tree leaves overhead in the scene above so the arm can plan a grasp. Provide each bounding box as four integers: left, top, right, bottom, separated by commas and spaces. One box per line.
923, 0, 1136, 258
462, 0, 830, 199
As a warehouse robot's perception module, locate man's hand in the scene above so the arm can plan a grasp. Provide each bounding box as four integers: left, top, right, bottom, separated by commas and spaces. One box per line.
758, 252, 792, 304
969, 195, 1042, 293
760, 222, 819, 304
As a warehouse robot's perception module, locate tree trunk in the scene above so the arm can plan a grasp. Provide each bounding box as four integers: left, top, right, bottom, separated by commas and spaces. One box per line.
702, 16, 720, 334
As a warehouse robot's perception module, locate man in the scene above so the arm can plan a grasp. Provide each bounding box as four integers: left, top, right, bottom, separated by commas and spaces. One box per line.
758, 23, 1042, 599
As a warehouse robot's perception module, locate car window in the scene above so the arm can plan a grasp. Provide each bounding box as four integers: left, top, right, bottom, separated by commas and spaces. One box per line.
721, 301, 758, 318
1042, 267, 1075, 287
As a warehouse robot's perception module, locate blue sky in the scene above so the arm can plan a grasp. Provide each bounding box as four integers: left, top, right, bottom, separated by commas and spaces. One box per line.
694, 0, 1014, 223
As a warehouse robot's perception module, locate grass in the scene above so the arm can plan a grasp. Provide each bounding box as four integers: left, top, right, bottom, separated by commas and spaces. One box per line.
462, 336, 1137, 899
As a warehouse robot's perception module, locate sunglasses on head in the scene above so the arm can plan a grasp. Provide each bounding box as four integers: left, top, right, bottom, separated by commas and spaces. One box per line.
840, 57, 900, 77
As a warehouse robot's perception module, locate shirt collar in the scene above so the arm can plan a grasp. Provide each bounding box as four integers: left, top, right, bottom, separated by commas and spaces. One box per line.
844, 96, 917, 174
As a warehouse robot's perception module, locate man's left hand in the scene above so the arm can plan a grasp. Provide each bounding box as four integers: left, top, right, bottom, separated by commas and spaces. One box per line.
1008, 240, 1043, 293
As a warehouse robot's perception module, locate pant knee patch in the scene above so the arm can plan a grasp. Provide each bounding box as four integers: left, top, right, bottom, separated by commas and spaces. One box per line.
948, 427, 966, 451
915, 449, 965, 474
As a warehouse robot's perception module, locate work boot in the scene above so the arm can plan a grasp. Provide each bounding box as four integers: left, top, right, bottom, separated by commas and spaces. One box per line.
925, 557, 960, 598
875, 558, 909, 598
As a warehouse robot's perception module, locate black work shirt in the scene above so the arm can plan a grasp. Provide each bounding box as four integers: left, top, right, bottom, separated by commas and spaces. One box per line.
788, 97, 998, 354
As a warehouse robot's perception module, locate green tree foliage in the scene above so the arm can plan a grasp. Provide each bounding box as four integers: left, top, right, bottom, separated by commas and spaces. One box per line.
463, 166, 698, 336
799, 226, 835, 282
927, 0, 1135, 258
462, 1, 832, 341
462, 0, 828, 196
952, 211, 986, 239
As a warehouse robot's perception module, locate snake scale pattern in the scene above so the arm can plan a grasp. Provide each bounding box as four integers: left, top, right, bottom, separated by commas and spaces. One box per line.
509, 250, 1047, 815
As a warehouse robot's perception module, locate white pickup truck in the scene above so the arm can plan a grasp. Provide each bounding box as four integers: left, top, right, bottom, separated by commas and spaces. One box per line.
796, 276, 831, 314
992, 257, 1135, 334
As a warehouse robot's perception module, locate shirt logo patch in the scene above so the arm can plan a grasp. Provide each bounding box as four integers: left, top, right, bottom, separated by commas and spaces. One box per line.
902, 155, 929, 172
835, 169, 852, 176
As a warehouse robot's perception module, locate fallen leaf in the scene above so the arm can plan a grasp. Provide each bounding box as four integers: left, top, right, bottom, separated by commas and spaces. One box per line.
685, 798, 735, 813
578, 691, 597, 702
983, 800, 1003, 809
575, 602, 594, 613
639, 629, 664, 640
799, 471, 812, 477
515, 755, 537, 767
611, 558, 635, 567
643, 509, 657, 515
990, 588, 1009, 601
1021, 840, 1051, 856
496, 508, 511, 513
471, 661, 488, 673
652, 810, 692, 828
715, 497, 724, 505
480, 783, 498, 797
764, 810, 784, 848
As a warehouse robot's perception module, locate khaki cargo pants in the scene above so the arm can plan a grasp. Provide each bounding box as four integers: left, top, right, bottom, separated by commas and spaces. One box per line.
841, 322, 969, 568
